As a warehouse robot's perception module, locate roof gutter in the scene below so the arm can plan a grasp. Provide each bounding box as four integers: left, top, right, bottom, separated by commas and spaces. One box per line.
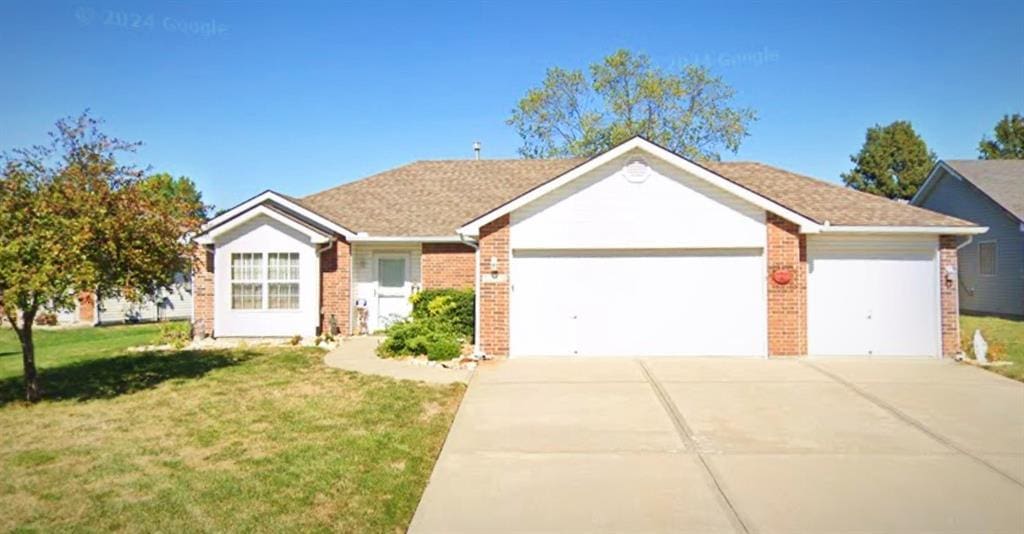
817, 224, 989, 236
458, 234, 484, 359
348, 235, 465, 244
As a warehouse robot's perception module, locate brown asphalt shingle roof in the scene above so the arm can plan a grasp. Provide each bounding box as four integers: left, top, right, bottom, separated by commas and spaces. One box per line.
943, 160, 1024, 222
701, 161, 975, 228
296, 156, 976, 237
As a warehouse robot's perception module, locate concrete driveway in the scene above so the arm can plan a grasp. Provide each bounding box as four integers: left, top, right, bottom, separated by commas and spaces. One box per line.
409, 358, 1024, 533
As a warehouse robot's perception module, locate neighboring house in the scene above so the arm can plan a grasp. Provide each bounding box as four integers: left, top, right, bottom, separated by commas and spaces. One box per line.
48, 277, 194, 326
193, 137, 985, 358
912, 160, 1024, 317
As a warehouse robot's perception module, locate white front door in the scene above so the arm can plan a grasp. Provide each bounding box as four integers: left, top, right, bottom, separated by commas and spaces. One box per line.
375, 254, 411, 330
510, 249, 766, 357
808, 236, 940, 357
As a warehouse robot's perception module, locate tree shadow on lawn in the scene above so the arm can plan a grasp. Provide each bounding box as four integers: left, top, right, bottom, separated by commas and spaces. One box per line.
0, 349, 257, 406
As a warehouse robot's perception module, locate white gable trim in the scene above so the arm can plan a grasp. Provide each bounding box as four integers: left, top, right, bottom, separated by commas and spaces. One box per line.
195, 205, 333, 245
198, 190, 356, 240
456, 137, 822, 236
910, 161, 958, 206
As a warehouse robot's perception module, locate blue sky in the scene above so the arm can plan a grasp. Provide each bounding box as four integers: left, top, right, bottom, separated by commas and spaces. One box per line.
2, 1, 1021, 210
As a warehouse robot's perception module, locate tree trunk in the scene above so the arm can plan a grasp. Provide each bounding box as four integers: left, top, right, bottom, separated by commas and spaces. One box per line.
15, 313, 40, 402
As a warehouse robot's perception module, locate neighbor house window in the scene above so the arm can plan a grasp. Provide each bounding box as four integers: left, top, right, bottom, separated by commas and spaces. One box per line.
231, 253, 264, 309
267, 252, 300, 309
979, 241, 997, 276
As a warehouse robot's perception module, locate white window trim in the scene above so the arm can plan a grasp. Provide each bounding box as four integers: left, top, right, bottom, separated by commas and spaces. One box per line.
230, 252, 303, 312
977, 240, 998, 277
230, 253, 265, 310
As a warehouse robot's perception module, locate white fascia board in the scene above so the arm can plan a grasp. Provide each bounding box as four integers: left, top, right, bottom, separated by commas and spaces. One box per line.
456, 137, 822, 236
820, 225, 989, 236
348, 235, 465, 244
195, 205, 333, 245
198, 191, 355, 239
910, 162, 953, 206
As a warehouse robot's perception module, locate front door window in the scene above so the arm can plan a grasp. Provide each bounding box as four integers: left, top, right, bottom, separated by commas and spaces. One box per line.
379, 258, 406, 289
376, 256, 410, 329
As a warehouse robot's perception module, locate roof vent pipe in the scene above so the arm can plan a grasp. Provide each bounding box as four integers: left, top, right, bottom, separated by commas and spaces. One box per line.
473, 141, 481, 160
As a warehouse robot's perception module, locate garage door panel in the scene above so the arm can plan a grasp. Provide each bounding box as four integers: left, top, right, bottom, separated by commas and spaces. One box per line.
511, 250, 766, 357
808, 237, 939, 357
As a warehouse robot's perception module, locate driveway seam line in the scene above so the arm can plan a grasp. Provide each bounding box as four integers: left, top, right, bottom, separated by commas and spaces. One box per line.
636, 359, 751, 534
801, 360, 1024, 488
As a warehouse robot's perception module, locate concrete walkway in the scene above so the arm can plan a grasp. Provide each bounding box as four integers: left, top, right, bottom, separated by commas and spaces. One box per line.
409, 357, 1024, 533
323, 336, 472, 385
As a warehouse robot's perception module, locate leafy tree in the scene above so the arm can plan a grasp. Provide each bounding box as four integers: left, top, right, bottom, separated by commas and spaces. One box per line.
141, 172, 209, 220
508, 49, 757, 160
841, 121, 936, 200
978, 113, 1024, 159
0, 112, 204, 402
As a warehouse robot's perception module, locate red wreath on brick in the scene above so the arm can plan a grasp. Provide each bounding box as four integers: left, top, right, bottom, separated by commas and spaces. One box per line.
771, 269, 793, 285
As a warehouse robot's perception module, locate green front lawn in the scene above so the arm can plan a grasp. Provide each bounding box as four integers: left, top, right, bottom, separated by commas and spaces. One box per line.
0, 324, 463, 532
961, 314, 1024, 382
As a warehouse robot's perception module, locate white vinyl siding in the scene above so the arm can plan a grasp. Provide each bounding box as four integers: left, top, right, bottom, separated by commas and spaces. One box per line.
352, 244, 422, 333
96, 274, 193, 324
511, 151, 765, 250
213, 214, 320, 337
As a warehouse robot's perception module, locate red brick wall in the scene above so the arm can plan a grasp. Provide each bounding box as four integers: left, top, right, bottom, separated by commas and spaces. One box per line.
77, 292, 96, 323
320, 239, 351, 336
192, 248, 215, 338
422, 243, 476, 289
939, 235, 961, 357
478, 215, 510, 357
766, 213, 807, 356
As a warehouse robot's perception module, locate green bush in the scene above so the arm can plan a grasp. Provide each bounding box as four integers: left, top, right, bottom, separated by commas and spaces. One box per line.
426, 337, 462, 361
34, 313, 58, 326
377, 318, 464, 361
377, 289, 473, 361
157, 321, 191, 349
410, 289, 474, 340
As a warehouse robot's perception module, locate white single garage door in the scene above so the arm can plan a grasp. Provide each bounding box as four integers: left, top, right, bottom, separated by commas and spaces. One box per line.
807, 236, 940, 357
510, 249, 766, 357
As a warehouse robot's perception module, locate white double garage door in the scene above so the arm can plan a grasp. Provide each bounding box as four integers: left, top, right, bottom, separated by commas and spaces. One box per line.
509, 236, 940, 357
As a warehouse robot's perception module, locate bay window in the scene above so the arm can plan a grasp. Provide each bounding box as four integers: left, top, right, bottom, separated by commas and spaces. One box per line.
230, 252, 300, 310
267, 253, 300, 309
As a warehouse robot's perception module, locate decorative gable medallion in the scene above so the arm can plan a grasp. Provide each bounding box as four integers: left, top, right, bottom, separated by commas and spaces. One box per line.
622, 157, 651, 183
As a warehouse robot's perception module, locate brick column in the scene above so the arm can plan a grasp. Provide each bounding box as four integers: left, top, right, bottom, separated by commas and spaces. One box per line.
320, 239, 351, 336
422, 243, 476, 289
193, 247, 215, 338
478, 215, 510, 357
939, 235, 961, 357
766, 213, 807, 356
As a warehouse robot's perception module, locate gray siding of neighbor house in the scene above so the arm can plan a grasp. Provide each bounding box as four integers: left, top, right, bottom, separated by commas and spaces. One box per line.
917, 168, 1023, 316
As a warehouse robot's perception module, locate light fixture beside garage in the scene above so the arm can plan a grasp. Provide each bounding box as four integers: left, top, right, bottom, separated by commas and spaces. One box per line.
622, 157, 651, 183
